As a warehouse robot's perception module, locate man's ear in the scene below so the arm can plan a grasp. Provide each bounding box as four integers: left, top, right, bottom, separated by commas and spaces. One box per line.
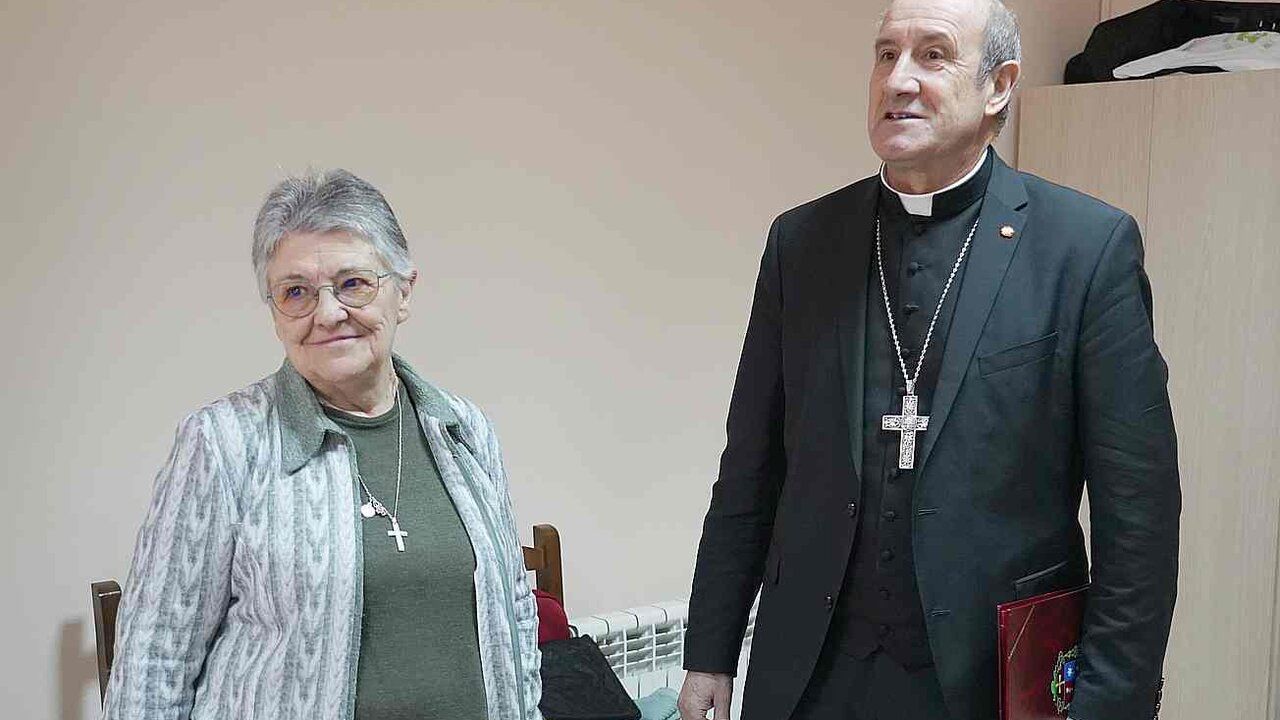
987, 59, 1021, 119
396, 269, 418, 323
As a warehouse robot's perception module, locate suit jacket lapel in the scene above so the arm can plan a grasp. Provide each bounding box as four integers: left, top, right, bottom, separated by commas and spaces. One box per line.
838, 179, 878, 484
915, 156, 1029, 477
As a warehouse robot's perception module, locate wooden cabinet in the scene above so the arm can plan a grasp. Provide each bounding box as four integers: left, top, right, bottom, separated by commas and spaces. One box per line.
1018, 69, 1280, 720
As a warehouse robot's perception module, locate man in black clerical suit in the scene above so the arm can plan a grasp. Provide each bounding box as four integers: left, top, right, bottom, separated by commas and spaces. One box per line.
677, 1, 1180, 719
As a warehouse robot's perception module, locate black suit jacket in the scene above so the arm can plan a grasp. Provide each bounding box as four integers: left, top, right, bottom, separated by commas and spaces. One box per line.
685, 155, 1180, 720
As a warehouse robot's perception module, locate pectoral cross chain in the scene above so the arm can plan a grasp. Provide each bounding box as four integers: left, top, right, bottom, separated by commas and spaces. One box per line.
875, 215, 979, 471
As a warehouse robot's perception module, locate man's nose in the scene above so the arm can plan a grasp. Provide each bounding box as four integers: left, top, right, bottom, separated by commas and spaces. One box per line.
885, 56, 921, 96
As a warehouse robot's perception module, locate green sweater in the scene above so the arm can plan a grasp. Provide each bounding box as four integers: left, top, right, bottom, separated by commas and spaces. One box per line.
325, 381, 487, 719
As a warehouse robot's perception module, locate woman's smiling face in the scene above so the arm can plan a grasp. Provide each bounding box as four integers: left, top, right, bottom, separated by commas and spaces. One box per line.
266, 230, 414, 392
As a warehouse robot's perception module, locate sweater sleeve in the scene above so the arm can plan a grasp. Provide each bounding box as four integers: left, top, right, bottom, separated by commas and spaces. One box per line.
102, 412, 238, 720
460, 401, 544, 719
489, 423, 545, 720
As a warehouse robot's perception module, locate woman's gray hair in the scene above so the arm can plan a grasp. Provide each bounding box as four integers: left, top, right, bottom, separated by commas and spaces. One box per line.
978, 0, 1021, 134
251, 169, 415, 300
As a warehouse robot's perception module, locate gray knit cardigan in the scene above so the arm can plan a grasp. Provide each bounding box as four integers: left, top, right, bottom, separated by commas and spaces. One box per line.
102, 356, 542, 719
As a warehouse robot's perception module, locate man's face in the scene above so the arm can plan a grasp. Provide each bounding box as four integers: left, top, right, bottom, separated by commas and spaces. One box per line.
867, 0, 994, 169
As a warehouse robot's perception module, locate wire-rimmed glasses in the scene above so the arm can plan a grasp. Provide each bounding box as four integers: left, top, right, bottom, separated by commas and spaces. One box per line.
268, 270, 391, 318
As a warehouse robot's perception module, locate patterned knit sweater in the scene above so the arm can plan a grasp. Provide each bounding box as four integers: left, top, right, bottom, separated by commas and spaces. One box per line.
102, 356, 542, 719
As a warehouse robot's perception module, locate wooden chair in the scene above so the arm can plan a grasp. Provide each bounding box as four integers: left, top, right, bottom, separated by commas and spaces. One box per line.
522, 523, 564, 607
90, 580, 123, 703
92, 522, 563, 703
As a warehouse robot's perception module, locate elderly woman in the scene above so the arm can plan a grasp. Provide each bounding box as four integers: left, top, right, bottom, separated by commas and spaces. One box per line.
102, 169, 541, 719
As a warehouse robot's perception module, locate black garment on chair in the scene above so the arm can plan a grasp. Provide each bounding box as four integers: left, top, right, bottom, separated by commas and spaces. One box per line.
1065, 0, 1280, 83
539, 636, 641, 720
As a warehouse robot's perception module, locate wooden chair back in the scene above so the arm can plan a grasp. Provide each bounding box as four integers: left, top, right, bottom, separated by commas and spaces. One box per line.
90, 580, 123, 703
522, 523, 564, 606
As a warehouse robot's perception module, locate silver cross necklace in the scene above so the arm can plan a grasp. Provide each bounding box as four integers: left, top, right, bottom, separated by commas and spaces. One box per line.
876, 214, 979, 470
356, 376, 408, 551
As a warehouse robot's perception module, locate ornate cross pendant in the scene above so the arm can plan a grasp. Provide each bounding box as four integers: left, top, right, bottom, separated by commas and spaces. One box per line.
882, 393, 930, 470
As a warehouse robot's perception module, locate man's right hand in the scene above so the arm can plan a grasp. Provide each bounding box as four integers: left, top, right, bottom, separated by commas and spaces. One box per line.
678, 671, 734, 719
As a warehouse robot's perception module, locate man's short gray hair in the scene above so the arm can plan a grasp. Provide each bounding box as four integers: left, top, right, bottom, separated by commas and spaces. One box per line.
251, 169, 415, 300
978, 0, 1021, 134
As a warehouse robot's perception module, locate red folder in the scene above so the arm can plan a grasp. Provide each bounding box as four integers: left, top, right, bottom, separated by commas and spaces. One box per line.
997, 585, 1088, 720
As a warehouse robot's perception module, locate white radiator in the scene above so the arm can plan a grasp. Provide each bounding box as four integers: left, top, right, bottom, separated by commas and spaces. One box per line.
569, 598, 758, 720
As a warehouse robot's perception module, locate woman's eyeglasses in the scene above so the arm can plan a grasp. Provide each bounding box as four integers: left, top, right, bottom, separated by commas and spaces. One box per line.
268, 270, 391, 318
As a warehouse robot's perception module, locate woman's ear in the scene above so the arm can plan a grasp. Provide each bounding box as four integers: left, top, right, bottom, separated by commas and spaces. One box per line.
396, 269, 418, 323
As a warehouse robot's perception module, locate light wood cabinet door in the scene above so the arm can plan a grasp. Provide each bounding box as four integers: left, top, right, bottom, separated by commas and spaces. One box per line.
1018, 79, 1154, 230
1144, 68, 1280, 720
1017, 68, 1280, 720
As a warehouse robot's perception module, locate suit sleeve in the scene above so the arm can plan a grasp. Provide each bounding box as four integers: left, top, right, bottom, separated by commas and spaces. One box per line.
102, 413, 238, 720
684, 218, 787, 675
1070, 213, 1181, 720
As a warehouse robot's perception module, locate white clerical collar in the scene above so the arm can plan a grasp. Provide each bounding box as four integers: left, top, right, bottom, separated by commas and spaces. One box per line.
879, 147, 990, 218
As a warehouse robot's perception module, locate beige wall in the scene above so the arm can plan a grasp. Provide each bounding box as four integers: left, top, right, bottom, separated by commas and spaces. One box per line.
0, 1, 1101, 718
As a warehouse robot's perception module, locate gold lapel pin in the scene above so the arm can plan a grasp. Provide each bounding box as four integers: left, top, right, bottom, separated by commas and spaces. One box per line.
1000, 225, 1016, 239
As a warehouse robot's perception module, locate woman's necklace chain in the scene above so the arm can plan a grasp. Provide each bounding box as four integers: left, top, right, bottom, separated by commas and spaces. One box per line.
355, 375, 408, 552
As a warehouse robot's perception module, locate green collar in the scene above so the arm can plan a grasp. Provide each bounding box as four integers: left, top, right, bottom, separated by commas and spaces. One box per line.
273, 354, 459, 474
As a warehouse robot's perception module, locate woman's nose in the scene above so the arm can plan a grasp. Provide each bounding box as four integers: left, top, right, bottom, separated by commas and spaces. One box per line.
313, 287, 349, 324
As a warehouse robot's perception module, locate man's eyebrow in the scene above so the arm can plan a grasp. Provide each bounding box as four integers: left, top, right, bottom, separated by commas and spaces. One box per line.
916, 30, 957, 47
875, 30, 958, 49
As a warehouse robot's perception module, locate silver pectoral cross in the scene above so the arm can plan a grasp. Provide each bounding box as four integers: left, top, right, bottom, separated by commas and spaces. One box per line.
882, 393, 929, 470
387, 516, 408, 552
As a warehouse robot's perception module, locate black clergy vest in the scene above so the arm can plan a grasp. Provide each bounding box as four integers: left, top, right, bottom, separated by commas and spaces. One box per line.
830, 150, 994, 669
